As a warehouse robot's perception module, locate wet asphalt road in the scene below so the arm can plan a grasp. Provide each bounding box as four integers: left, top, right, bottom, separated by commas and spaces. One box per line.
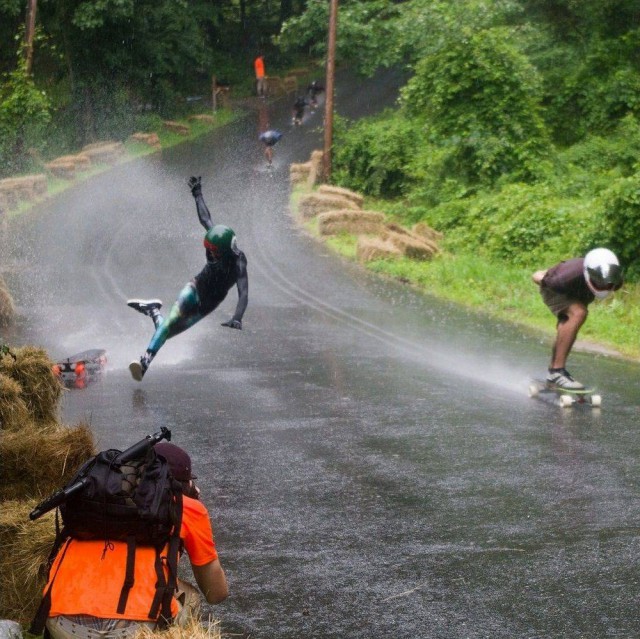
5, 70, 640, 638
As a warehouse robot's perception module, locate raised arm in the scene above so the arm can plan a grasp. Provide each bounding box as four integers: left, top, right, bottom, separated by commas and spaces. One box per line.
188, 176, 213, 231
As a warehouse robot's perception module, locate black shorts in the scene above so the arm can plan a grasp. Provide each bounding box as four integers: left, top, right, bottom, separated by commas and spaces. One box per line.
540, 286, 574, 321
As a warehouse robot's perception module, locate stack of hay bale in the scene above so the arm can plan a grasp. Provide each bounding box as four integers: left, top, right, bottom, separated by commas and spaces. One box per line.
128, 132, 162, 149
0, 175, 48, 212
291, 152, 442, 262
0, 276, 15, 329
0, 345, 95, 629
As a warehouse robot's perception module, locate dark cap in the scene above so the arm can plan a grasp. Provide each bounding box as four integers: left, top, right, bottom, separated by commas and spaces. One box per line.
155, 443, 196, 482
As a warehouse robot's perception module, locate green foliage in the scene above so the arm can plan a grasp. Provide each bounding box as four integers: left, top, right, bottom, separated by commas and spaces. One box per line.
401, 27, 552, 188
425, 184, 594, 267
592, 173, 640, 279
279, 0, 401, 74
0, 44, 51, 176
332, 111, 423, 197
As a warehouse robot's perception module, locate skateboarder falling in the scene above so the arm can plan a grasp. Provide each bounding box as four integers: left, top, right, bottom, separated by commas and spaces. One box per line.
127, 177, 248, 381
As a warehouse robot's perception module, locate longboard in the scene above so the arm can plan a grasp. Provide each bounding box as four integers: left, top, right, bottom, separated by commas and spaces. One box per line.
528, 379, 602, 408
54, 349, 107, 388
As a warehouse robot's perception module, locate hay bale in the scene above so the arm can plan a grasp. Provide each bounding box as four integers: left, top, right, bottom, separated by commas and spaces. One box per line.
265, 76, 285, 96
412, 221, 443, 242
51, 154, 92, 171
0, 373, 30, 432
0, 500, 55, 624
382, 229, 437, 260
188, 114, 216, 124
133, 618, 222, 639
385, 222, 440, 254
318, 210, 385, 236
45, 160, 76, 179
356, 236, 402, 262
81, 142, 125, 164
0, 183, 20, 210
307, 150, 324, 187
0, 346, 62, 423
0, 276, 15, 328
283, 75, 298, 94
298, 193, 358, 220
163, 121, 190, 136
0, 175, 47, 201
0, 421, 96, 501
129, 132, 161, 148
317, 185, 364, 208
290, 162, 311, 187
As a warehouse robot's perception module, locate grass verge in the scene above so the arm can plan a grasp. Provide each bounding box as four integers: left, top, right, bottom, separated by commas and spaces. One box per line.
292, 187, 640, 361
7, 108, 240, 220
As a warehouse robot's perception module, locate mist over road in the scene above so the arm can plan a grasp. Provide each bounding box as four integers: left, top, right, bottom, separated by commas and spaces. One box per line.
7, 70, 640, 638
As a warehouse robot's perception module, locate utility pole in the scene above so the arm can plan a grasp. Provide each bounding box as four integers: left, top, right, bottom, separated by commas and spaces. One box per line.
24, 0, 38, 73
323, 0, 338, 182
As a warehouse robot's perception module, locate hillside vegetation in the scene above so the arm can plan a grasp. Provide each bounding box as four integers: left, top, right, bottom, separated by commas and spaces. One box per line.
284, 0, 640, 282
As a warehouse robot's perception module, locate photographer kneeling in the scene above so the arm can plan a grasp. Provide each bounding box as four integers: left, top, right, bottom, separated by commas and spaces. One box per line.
43, 443, 228, 639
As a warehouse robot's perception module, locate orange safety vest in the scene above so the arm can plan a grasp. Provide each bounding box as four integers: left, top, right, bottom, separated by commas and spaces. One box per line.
46, 497, 217, 621
254, 57, 265, 79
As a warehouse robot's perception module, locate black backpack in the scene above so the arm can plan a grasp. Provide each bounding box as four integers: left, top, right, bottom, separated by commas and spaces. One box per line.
29, 428, 183, 634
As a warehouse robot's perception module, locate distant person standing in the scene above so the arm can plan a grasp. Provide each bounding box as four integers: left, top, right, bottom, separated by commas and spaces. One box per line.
254, 54, 266, 98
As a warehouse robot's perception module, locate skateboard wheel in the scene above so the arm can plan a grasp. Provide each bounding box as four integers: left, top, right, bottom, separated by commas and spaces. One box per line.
528, 384, 539, 398
559, 395, 574, 408
590, 394, 602, 408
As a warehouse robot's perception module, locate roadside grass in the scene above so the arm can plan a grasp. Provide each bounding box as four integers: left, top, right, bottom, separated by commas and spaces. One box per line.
294, 194, 640, 360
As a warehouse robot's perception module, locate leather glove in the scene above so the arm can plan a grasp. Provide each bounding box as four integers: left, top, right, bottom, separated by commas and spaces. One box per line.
188, 176, 202, 197
221, 319, 242, 330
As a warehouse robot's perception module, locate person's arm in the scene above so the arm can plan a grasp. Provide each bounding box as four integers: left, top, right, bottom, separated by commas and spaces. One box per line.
188, 176, 213, 231
191, 559, 228, 604
222, 253, 248, 329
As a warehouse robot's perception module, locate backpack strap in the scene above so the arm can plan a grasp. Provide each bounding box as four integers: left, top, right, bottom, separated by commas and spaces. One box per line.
29, 534, 72, 635
116, 535, 137, 614
149, 481, 184, 627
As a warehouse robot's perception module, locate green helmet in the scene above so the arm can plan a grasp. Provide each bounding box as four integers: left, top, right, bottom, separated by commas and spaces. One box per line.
203, 225, 238, 260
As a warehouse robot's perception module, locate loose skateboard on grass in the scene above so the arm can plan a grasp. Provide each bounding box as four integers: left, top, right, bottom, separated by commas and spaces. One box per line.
53, 349, 107, 389
528, 379, 602, 408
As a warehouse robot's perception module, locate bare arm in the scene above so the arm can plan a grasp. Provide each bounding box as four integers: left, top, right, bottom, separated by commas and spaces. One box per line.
191, 559, 228, 604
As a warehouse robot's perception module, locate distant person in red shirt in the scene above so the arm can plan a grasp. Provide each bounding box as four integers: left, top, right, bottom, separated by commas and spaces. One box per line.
532, 247, 623, 389
254, 54, 266, 97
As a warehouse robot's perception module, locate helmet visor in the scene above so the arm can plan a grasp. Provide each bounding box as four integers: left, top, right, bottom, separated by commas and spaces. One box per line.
587, 263, 623, 291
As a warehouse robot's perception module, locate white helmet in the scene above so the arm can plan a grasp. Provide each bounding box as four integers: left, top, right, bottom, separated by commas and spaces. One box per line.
583, 248, 623, 299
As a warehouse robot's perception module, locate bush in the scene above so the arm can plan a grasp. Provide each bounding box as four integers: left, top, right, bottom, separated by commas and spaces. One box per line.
400, 27, 552, 188
419, 183, 602, 268
592, 173, 640, 280
332, 111, 422, 197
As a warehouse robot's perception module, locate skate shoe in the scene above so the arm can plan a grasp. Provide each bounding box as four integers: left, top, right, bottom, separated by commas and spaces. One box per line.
129, 355, 150, 382
127, 299, 162, 317
546, 368, 585, 391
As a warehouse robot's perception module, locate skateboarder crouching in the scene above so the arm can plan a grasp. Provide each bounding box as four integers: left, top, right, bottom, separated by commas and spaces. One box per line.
127, 177, 248, 381
532, 247, 623, 390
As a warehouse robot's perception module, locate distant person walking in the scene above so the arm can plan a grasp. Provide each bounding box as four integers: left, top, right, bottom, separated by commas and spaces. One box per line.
254, 54, 266, 98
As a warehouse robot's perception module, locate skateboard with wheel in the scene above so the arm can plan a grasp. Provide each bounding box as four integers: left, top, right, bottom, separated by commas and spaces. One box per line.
53, 349, 107, 389
528, 379, 602, 408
